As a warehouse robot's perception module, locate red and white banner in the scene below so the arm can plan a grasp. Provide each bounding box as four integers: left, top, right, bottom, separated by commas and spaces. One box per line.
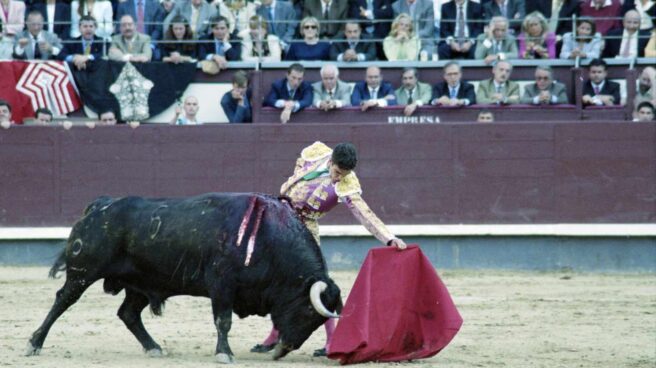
0, 61, 82, 123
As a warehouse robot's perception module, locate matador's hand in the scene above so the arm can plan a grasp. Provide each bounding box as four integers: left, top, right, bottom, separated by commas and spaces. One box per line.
388, 238, 407, 250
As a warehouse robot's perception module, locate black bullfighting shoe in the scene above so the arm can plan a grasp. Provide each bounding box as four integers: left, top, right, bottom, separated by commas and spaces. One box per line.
313, 348, 327, 357
250, 343, 276, 353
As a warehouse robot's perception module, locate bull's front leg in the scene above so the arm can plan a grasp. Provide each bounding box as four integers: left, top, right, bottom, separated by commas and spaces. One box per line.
211, 299, 235, 364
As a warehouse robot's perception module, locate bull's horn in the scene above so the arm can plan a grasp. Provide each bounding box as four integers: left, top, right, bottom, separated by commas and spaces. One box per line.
309, 281, 340, 319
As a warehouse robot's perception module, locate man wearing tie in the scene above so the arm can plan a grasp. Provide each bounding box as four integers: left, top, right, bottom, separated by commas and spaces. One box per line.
476, 60, 520, 105
431, 61, 476, 106
116, 0, 165, 43
394, 67, 432, 116
312, 64, 352, 111
582, 58, 621, 106
198, 16, 242, 71
108, 14, 152, 62
12, 10, 62, 60
264, 63, 314, 123
329, 21, 377, 61
351, 66, 397, 109
58, 15, 103, 70
256, 0, 297, 51
603, 10, 650, 58
474, 16, 518, 65
438, 0, 484, 59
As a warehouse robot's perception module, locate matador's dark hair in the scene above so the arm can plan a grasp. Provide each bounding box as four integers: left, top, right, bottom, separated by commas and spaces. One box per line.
332, 143, 358, 171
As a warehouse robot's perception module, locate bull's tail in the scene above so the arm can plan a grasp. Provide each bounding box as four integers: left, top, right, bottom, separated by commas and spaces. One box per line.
48, 248, 67, 279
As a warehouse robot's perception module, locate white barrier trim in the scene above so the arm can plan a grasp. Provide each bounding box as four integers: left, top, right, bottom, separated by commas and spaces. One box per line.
0, 224, 655, 240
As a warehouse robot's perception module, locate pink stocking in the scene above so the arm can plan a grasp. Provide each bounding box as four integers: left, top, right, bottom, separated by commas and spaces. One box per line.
262, 327, 279, 346
324, 319, 336, 348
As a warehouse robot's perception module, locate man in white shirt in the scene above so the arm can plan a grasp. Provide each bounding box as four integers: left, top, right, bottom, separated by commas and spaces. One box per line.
603, 10, 651, 58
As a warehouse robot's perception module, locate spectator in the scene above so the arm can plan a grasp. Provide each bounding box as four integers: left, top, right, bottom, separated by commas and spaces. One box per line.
221, 70, 252, 123
621, 0, 655, 31
634, 101, 655, 121
312, 64, 352, 111
350, 65, 397, 109
477, 109, 495, 122
34, 107, 53, 124
392, 0, 435, 56
474, 16, 518, 65
476, 60, 520, 105
582, 58, 621, 106
580, 0, 622, 36
349, 0, 394, 58
31, 0, 71, 40
637, 66, 655, 103
431, 61, 476, 107
116, 0, 165, 43
255, 0, 297, 51
0, 0, 25, 37
518, 11, 556, 59
71, 0, 113, 39
383, 13, 420, 61
603, 10, 651, 58
526, 0, 580, 36
646, 29, 656, 57
285, 16, 331, 61
394, 67, 432, 116
263, 63, 313, 123
164, 0, 217, 37
171, 95, 202, 125
483, 0, 525, 34
99, 109, 117, 125
559, 17, 603, 60
330, 21, 377, 62
438, 0, 484, 60
59, 15, 103, 70
0, 99, 14, 129
13, 11, 62, 60
0, 30, 12, 59
220, 0, 257, 34
199, 15, 242, 73
160, 0, 175, 17
109, 14, 152, 62
303, 0, 349, 39
521, 65, 569, 105
161, 15, 198, 63
238, 15, 282, 62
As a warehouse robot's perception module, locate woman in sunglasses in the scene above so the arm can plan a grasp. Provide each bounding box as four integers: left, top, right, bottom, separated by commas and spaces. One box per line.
284, 16, 330, 60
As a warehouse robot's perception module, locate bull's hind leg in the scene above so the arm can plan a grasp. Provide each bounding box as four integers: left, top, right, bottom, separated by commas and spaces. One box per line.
211, 298, 235, 364
117, 289, 162, 356
27, 278, 91, 355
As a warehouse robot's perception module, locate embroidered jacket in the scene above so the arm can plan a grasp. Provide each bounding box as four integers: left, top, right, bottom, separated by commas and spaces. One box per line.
280, 141, 395, 244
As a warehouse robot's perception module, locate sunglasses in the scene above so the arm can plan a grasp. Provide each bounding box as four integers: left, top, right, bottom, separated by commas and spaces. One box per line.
303, 25, 318, 29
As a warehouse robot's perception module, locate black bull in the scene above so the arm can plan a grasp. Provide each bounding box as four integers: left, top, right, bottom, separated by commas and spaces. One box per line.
26, 193, 342, 363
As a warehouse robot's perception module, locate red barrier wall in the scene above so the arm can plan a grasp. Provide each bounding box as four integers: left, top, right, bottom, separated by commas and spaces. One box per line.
0, 122, 654, 226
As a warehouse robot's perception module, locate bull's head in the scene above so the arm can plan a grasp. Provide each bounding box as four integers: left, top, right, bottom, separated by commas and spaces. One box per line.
272, 278, 342, 360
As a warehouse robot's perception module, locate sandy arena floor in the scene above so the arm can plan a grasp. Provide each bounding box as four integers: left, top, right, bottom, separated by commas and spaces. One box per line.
0, 267, 654, 367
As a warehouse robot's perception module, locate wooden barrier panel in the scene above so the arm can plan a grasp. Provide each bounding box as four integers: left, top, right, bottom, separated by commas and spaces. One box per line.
0, 122, 654, 226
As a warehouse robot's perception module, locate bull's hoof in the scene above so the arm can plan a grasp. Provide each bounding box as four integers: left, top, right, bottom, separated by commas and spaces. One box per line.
25, 342, 41, 356
250, 343, 275, 353
146, 348, 163, 357
215, 353, 235, 364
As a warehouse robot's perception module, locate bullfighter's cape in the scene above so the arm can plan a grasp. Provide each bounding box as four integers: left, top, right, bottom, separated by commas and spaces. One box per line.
327, 245, 463, 364
280, 141, 394, 244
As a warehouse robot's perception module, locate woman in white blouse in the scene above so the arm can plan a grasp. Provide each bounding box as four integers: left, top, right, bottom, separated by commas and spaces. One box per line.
70, 0, 113, 39
239, 15, 281, 62
559, 17, 602, 60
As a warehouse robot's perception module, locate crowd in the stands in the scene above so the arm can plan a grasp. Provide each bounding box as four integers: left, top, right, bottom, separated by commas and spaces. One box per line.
0, 0, 654, 124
